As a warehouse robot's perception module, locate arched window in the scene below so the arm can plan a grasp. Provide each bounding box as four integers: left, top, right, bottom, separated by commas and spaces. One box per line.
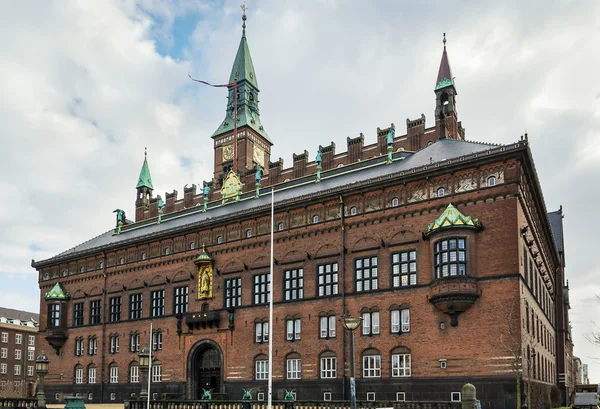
141, 252, 147, 260
320, 351, 337, 379
391, 347, 411, 377
164, 247, 170, 255
349, 207, 358, 216
312, 215, 319, 224
286, 352, 301, 380
441, 92, 449, 106
278, 222, 285, 231
74, 364, 83, 384
361, 307, 380, 336
436, 187, 445, 197
110, 334, 119, 354
255, 354, 268, 380
88, 336, 97, 356
189, 241, 195, 250
119, 257, 124, 265
75, 337, 84, 356
246, 229, 252, 238
487, 176, 496, 186
79, 266, 85, 273
427, 141, 433, 146
129, 362, 139, 383
391, 197, 399, 207
88, 364, 97, 384
390, 304, 411, 334
109, 364, 119, 384
216, 236, 223, 244
152, 330, 163, 351
319, 312, 336, 339
151, 360, 162, 383
99, 261, 104, 269
362, 349, 381, 378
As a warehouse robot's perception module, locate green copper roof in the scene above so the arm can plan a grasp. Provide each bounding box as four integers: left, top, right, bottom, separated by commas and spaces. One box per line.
425, 204, 482, 236
136, 149, 154, 190
435, 77, 455, 91
228, 20, 258, 89
435, 33, 455, 92
195, 245, 213, 262
44, 282, 70, 300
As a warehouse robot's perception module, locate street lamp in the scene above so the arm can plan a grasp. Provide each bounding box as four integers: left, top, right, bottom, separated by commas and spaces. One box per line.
342, 316, 362, 409
139, 346, 150, 399
35, 352, 49, 409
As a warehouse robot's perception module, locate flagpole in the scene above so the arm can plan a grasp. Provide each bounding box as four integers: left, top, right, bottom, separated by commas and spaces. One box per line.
268, 188, 274, 409
148, 322, 152, 408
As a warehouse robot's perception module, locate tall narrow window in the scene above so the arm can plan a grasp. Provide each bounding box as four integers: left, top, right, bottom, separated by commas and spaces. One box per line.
320, 315, 336, 339
152, 331, 163, 351
130, 364, 139, 383
129, 293, 143, 320
174, 286, 189, 314
284, 268, 304, 301
286, 318, 301, 341
392, 250, 417, 287
90, 300, 102, 325
434, 238, 467, 278
109, 297, 122, 322
320, 353, 337, 379
317, 263, 339, 296
151, 290, 165, 317
362, 311, 380, 336
436, 187, 445, 197
73, 302, 84, 327
253, 273, 271, 305
391, 348, 411, 377
88, 337, 97, 356
255, 321, 268, 343
130, 333, 140, 352
75, 337, 84, 356
487, 176, 496, 186
109, 365, 119, 383
48, 304, 61, 328
391, 308, 410, 334
355, 256, 378, 292
255, 356, 268, 380
75, 365, 83, 384
224, 279, 241, 308
151, 361, 162, 382
88, 365, 97, 384
110, 334, 119, 354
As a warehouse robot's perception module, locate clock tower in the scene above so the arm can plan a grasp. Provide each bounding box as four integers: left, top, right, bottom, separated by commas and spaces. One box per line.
211, 12, 272, 188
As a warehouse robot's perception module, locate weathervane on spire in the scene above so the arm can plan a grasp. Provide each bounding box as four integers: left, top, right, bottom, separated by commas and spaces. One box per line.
443, 32, 447, 46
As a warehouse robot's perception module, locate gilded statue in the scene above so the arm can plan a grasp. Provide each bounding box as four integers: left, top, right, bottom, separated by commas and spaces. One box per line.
198, 265, 213, 299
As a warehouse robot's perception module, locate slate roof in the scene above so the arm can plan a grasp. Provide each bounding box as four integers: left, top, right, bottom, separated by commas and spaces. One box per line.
0, 307, 39, 324
36, 138, 504, 266
548, 210, 564, 253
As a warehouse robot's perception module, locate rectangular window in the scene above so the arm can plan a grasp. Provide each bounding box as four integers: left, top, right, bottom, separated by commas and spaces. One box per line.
1, 333, 7, 343
90, 300, 102, 325
88, 338, 97, 355
391, 309, 410, 333
75, 367, 83, 384
151, 290, 165, 317
14, 350, 21, 360
48, 303, 61, 328
320, 316, 336, 338
256, 360, 268, 380
320, 356, 337, 378
130, 365, 139, 383
130, 334, 140, 352
324, 392, 332, 401
392, 250, 417, 287
73, 302, 84, 327
75, 338, 84, 356
434, 238, 467, 279
367, 392, 376, 402
355, 256, 378, 292
14, 365, 21, 376
28, 335, 35, 346
0, 364, 6, 374
110, 335, 119, 354
317, 262, 339, 297
397, 392, 406, 402
253, 273, 271, 305
174, 286, 189, 314
284, 268, 304, 301
27, 365, 34, 377
392, 354, 411, 377
129, 293, 143, 320
13, 381, 20, 394
286, 319, 301, 341
152, 364, 162, 383
1, 348, 6, 359
15, 334, 22, 345
362, 355, 381, 378
224, 279, 241, 308
28, 350, 34, 361
152, 332, 163, 351
109, 366, 118, 383
362, 311, 380, 336
0, 381, 5, 392
286, 358, 301, 379
255, 322, 268, 343
109, 297, 122, 322
451, 392, 461, 402
89, 367, 96, 384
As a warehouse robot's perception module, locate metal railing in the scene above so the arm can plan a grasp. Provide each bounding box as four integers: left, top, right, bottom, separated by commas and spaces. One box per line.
0, 397, 37, 408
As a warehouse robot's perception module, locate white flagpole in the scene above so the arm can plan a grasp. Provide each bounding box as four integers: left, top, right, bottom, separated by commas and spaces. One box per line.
148, 322, 152, 408
268, 188, 274, 409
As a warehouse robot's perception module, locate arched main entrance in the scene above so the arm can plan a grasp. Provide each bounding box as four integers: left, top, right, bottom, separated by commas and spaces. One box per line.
187, 340, 223, 400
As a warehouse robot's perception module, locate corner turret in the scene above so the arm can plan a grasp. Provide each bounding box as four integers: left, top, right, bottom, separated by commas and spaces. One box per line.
135, 148, 154, 221
434, 34, 464, 140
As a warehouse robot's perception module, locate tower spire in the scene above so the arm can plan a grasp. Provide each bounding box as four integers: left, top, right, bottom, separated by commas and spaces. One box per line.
136, 147, 154, 190
435, 33, 455, 91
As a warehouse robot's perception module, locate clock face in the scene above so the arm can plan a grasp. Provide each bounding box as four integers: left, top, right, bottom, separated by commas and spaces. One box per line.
253, 145, 264, 165
222, 144, 234, 162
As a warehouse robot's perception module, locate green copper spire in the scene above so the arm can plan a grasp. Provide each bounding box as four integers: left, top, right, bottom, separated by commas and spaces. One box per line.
435, 33, 455, 91
425, 203, 482, 236
45, 282, 70, 300
136, 148, 154, 190
212, 11, 270, 142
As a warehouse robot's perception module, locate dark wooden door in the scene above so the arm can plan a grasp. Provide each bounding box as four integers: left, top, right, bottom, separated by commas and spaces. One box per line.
197, 348, 221, 394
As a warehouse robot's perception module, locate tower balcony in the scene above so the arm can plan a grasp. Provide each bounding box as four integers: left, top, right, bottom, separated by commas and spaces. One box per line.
429, 276, 480, 327
185, 310, 221, 330
45, 328, 68, 355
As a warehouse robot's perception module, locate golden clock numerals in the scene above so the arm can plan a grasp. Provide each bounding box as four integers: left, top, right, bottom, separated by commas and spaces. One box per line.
223, 144, 234, 162
253, 146, 264, 165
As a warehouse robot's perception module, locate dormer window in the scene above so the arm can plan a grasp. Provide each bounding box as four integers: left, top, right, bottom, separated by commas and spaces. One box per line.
119, 258, 124, 265
350, 207, 358, 216
164, 247, 170, 255
312, 215, 319, 224
246, 229, 252, 238
391, 197, 399, 207
79, 266, 85, 273
141, 252, 147, 260
189, 241, 195, 250
487, 176, 496, 186
278, 223, 285, 231
217, 236, 223, 244
436, 187, 445, 197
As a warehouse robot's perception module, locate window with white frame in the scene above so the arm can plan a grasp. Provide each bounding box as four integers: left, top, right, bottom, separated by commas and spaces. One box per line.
27, 365, 34, 377
391, 197, 399, 207
75, 365, 83, 384
216, 236, 223, 244
320, 315, 336, 339
130, 333, 140, 352
253, 273, 271, 304
255, 357, 268, 380
367, 392, 376, 401
245, 229, 252, 238
284, 268, 304, 301
255, 321, 268, 343
1, 348, 7, 358
355, 256, 378, 292
286, 354, 301, 379
1, 333, 7, 343
109, 365, 119, 383
151, 361, 162, 382
88, 366, 97, 384
15, 334, 22, 345
349, 206, 358, 216
14, 350, 21, 360
436, 187, 445, 197
88, 337, 97, 356
278, 222, 285, 231
13, 381, 20, 394
320, 353, 337, 379
110, 334, 119, 354
391, 308, 410, 334
14, 365, 20, 376
152, 331, 163, 351
130, 364, 139, 383
312, 215, 319, 224
396, 392, 406, 402
324, 392, 332, 401
362, 350, 381, 378
28, 335, 35, 346
487, 176, 496, 186
75, 337, 84, 356
286, 318, 301, 341
451, 392, 461, 402
0, 364, 6, 374
434, 237, 467, 278
28, 350, 34, 361
362, 311, 380, 336
392, 250, 417, 287
0, 381, 5, 392
391, 349, 411, 377
317, 262, 339, 296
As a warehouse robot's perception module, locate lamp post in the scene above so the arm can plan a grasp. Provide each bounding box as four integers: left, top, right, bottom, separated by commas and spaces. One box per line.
342, 316, 362, 409
139, 346, 150, 399
35, 352, 49, 409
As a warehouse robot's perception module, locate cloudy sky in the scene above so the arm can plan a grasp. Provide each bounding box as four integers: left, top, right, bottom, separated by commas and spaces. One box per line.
1, 0, 599, 381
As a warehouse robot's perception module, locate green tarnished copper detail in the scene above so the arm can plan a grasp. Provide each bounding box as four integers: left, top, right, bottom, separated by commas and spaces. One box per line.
211, 104, 270, 142
136, 148, 154, 190
435, 76, 454, 91
229, 26, 258, 89
45, 282, 70, 300
425, 203, 482, 236
195, 245, 213, 262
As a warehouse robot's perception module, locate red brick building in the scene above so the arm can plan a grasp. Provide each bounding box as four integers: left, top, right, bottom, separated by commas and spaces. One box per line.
33, 17, 573, 409
0, 308, 39, 398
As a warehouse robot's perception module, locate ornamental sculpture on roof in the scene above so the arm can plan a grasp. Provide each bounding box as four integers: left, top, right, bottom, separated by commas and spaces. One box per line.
425, 203, 482, 237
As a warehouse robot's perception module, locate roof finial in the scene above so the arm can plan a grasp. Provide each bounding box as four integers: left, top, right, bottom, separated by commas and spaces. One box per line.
443, 32, 447, 47
144, 146, 147, 158
241, 4, 247, 37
